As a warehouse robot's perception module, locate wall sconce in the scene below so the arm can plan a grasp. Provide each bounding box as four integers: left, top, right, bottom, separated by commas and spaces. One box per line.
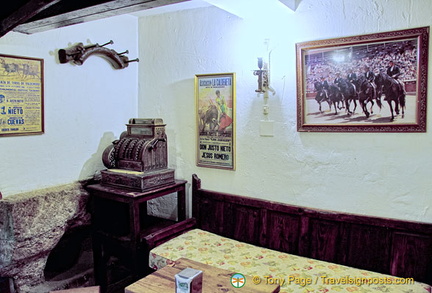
253, 51, 275, 114
253, 57, 269, 93
253, 41, 276, 96
253, 40, 276, 137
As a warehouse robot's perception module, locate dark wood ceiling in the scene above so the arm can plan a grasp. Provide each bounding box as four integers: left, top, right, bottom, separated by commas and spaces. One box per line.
0, 0, 189, 38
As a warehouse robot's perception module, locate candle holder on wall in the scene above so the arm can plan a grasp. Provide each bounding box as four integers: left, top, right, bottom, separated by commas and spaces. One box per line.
253, 45, 276, 118
253, 57, 269, 93
253, 39, 276, 137
58, 40, 139, 69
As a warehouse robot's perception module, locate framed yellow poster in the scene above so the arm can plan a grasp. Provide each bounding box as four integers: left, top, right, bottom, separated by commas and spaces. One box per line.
0, 54, 44, 136
195, 72, 236, 170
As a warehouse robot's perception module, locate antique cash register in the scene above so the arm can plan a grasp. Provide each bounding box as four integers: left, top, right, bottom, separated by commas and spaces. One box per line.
89, 118, 187, 292
100, 118, 175, 191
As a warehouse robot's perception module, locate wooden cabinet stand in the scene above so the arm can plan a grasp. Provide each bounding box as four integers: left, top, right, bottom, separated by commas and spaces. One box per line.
87, 180, 187, 293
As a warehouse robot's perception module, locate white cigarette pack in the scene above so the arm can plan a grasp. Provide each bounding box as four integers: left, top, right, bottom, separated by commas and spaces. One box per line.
175, 267, 203, 293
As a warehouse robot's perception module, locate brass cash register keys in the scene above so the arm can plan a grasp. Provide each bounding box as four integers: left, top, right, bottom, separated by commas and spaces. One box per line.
100, 118, 175, 191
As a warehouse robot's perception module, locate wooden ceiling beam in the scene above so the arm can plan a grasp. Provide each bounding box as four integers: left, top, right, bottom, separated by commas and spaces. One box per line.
0, 0, 62, 37
12, 0, 189, 35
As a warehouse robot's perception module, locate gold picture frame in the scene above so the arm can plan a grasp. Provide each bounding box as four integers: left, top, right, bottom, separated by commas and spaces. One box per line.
195, 73, 236, 170
0, 54, 44, 137
296, 26, 429, 132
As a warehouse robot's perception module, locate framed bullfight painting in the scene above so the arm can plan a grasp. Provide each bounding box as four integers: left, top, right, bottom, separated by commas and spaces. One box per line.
195, 72, 236, 170
296, 26, 429, 132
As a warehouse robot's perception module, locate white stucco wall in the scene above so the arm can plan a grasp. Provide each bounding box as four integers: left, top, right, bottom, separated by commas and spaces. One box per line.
138, 0, 432, 223
0, 15, 139, 197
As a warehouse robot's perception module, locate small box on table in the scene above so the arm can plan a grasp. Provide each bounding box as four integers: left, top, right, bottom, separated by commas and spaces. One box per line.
175, 268, 203, 293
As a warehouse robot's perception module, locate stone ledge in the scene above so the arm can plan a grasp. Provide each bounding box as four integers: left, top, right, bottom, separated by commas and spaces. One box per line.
0, 183, 90, 241
0, 182, 92, 292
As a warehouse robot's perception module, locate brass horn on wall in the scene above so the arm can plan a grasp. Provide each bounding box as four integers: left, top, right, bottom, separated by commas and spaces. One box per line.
58, 40, 139, 69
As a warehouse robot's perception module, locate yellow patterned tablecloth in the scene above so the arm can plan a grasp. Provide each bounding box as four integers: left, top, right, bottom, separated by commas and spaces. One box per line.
149, 229, 431, 293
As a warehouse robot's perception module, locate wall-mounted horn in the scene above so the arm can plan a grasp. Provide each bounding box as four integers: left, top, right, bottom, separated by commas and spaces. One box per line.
58, 40, 139, 69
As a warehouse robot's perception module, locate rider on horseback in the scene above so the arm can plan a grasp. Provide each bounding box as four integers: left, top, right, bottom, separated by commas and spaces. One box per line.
347, 69, 357, 84
363, 66, 377, 93
322, 76, 329, 91
387, 60, 401, 79
334, 72, 343, 85
387, 60, 405, 94
314, 77, 329, 96
314, 77, 330, 112
364, 66, 375, 82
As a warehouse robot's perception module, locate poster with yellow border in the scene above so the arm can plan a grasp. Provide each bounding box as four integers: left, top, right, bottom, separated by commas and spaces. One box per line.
195, 73, 236, 170
0, 54, 44, 136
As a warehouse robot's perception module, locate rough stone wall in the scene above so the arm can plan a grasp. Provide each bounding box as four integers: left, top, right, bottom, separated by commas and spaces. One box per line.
0, 182, 91, 293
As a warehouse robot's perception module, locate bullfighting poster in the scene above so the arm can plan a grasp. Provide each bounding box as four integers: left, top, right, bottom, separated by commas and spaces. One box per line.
195, 73, 236, 170
0, 54, 44, 136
